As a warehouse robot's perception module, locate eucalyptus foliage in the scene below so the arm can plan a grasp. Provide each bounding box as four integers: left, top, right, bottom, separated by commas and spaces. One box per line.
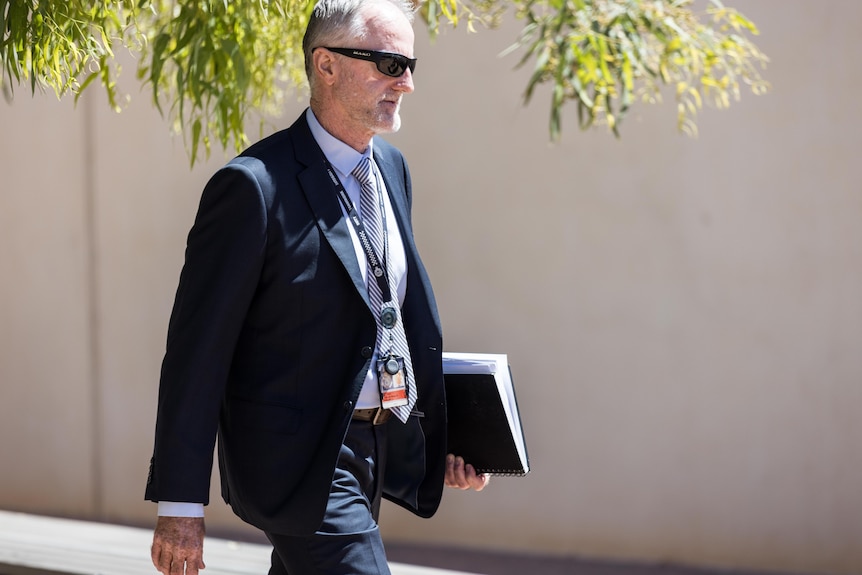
1, 0, 768, 165
498, 0, 770, 138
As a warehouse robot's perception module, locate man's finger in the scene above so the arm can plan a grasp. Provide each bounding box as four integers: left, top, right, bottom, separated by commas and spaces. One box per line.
443, 454, 460, 488
151, 542, 161, 570
455, 457, 469, 489
450, 455, 469, 489
156, 549, 173, 575
184, 556, 205, 575
466, 464, 490, 491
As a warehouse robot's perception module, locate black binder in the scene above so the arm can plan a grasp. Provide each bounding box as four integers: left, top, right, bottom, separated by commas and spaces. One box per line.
443, 352, 530, 476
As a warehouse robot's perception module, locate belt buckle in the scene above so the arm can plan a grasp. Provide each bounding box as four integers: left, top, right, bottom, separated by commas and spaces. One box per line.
372, 407, 389, 425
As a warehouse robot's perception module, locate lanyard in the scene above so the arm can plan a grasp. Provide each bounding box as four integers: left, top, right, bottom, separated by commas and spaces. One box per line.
323, 159, 393, 304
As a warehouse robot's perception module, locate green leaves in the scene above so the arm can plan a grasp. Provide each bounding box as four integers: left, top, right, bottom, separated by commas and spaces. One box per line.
1, 0, 769, 166
135, 0, 312, 165
1, 0, 127, 102
1, 0, 311, 166
493, 0, 769, 138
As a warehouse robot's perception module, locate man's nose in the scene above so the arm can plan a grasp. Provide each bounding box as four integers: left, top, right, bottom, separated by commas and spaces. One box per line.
394, 68, 414, 93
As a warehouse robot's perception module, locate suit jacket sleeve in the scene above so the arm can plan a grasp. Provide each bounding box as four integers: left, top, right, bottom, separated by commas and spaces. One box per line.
146, 163, 268, 504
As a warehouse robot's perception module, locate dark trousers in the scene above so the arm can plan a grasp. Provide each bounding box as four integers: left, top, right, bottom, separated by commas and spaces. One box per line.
265, 420, 390, 575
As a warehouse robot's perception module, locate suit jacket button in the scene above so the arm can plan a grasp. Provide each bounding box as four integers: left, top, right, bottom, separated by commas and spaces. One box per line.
344, 400, 354, 411
361, 346, 373, 358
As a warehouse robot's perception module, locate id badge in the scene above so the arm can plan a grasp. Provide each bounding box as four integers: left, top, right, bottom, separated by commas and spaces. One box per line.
378, 354, 408, 408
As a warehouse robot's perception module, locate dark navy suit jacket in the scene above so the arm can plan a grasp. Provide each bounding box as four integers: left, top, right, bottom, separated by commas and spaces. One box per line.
145, 112, 447, 536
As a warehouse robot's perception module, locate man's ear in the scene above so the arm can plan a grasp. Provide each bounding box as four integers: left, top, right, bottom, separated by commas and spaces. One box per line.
313, 48, 338, 86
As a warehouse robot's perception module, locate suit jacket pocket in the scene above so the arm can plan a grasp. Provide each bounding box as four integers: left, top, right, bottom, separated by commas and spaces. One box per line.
225, 396, 303, 436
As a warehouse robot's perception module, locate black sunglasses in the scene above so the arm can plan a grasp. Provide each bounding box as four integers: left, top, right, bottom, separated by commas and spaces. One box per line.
323, 47, 417, 78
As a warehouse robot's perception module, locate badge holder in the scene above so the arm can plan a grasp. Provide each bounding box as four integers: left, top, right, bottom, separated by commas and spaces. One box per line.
378, 354, 407, 408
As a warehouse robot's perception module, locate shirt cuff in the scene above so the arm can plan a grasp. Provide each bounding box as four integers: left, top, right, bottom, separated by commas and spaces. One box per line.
157, 501, 205, 517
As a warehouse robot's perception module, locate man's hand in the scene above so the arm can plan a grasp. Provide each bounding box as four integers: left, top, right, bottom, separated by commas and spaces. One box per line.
444, 453, 490, 491
151, 516, 206, 575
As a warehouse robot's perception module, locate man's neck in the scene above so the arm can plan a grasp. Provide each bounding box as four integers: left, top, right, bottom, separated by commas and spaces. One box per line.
310, 100, 371, 153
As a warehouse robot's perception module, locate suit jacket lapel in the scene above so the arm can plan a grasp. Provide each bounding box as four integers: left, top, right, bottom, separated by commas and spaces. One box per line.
374, 144, 416, 266
291, 118, 370, 308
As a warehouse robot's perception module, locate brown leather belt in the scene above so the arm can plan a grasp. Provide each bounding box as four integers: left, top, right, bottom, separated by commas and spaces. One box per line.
352, 407, 391, 425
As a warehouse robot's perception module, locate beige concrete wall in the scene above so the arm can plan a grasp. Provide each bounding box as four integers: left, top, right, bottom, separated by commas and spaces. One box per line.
1, 1, 860, 573
0, 95, 96, 517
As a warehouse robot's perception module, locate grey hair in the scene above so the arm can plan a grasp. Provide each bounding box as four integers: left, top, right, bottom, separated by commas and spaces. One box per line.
303, 0, 416, 90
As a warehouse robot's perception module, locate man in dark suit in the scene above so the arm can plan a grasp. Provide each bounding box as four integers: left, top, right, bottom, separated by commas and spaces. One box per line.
146, 0, 489, 574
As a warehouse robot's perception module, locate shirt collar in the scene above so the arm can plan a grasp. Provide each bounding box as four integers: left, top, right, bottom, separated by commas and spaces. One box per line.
305, 108, 374, 179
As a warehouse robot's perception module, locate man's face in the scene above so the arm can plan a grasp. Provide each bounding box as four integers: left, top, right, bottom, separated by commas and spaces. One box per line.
332, 3, 415, 138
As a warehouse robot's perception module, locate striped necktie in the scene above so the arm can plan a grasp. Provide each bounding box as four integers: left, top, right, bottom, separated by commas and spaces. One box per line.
352, 156, 416, 423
